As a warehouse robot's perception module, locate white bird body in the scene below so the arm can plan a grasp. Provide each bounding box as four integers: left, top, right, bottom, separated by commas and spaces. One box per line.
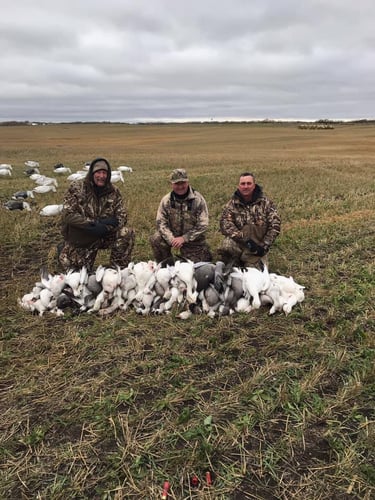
241, 265, 271, 309
25, 160, 40, 168
89, 266, 122, 313
54, 166, 72, 174
118, 165, 133, 172
29, 173, 44, 181
0, 163, 12, 170
39, 204, 63, 216
65, 268, 87, 297
41, 272, 66, 297
67, 171, 87, 181
262, 274, 305, 315
34, 176, 58, 187
173, 260, 198, 303
110, 170, 124, 183
0, 168, 12, 176
33, 185, 57, 194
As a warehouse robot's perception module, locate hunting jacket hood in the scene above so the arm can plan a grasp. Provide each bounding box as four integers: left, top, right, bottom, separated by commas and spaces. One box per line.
85, 157, 114, 196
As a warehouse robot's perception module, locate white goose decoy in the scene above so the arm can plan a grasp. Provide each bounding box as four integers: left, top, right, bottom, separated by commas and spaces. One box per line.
25, 160, 39, 168
54, 166, 72, 174
33, 185, 57, 194
39, 204, 63, 216
111, 170, 124, 183
0, 168, 12, 176
34, 176, 58, 187
118, 165, 133, 172
0, 163, 12, 171
67, 171, 87, 181
29, 173, 44, 181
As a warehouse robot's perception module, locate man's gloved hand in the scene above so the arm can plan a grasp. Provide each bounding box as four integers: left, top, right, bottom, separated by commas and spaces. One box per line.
98, 216, 119, 227
86, 222, 110, 238
97, 216, 118, 227
246, 239, 258, 253
255, 245, 267, 257
246, 239, 268, 257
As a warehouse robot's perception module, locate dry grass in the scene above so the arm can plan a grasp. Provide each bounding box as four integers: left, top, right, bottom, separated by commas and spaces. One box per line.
0, 122, 374, 499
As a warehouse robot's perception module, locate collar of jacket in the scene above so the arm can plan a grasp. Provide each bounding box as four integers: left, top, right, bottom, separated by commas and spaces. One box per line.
170, 186, 195, 200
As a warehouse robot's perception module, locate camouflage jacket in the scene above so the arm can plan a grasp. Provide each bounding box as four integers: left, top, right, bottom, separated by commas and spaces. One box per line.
61, 165, 128, 248
156, 187, 209, 244
220, 185, 281, 249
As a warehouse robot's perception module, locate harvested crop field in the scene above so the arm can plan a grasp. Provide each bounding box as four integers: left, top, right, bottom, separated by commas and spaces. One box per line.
0, 122, 374, 499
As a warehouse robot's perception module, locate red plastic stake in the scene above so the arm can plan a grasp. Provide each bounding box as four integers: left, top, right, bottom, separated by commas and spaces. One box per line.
191, 475, 199, 488
205, 471, 212, 486
161, 481, 170, 499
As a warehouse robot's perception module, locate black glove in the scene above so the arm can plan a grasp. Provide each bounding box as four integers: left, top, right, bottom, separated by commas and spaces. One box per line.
86, 222, 110, 238
246, 239, 267, 257
255, 245, 266, 257
246, 239, 258, 253
98, 216, 119, 227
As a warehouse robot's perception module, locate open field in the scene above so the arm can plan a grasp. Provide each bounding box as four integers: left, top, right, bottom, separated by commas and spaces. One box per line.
0, 122, 374, 499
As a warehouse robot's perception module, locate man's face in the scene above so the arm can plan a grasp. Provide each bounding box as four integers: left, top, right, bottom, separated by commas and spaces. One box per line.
172, 181, 189, 196
93, 169, 108, 187
238, 175, 255, 199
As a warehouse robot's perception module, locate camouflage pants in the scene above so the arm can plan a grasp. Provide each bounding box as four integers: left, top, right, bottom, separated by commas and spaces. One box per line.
218, 237, 268, 269
150, 232, 212, 263
59, 227, 135, 271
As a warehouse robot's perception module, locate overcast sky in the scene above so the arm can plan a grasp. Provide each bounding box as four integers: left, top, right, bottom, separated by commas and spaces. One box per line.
1, 0, 374, 122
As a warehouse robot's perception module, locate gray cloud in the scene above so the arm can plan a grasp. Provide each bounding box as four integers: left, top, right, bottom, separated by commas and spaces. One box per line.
1, 0, 374, 122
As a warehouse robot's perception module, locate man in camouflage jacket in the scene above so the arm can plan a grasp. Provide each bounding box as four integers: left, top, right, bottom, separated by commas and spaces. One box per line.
59, 157, 135, 270
219, 172, 281, 268
150, 169, 212, 263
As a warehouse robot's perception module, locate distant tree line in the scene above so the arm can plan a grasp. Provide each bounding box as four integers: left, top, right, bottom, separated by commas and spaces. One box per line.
1, 119, 375, 126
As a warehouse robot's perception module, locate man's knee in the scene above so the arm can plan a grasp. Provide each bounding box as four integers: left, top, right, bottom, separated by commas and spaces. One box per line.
59, 243, 97, 271
218, 238, 242, 264
182, 243, 212, 263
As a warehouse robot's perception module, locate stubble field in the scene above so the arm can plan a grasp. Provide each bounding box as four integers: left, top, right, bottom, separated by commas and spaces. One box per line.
0, 122, 374, 499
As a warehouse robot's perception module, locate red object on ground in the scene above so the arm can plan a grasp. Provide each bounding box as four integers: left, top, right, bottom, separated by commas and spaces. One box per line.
191, 475, 199, 487
205, 471, 212, 486
161, 481, 170, 499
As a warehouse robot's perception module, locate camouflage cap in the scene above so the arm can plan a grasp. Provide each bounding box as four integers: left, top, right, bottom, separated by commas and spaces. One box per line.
170, 168, 189, 183
92, 160, 109, 173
